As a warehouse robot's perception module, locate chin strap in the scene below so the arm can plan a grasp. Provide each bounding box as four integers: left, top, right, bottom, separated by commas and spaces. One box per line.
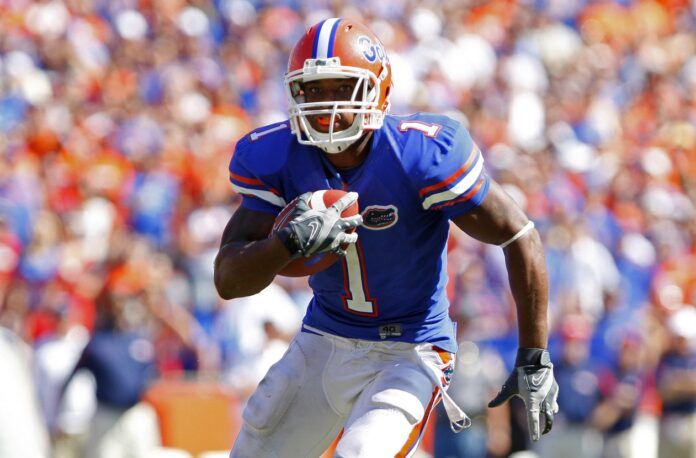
321, 127, 373, 154
321, 137, 352, 153
354, 130, 373, 152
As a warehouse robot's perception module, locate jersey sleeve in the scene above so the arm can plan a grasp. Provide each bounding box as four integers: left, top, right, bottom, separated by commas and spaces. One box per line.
228, 138, 286, 215
414, 122, 490, 219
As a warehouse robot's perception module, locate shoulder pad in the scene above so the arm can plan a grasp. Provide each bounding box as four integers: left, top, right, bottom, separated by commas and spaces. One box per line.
382, 113, 468, 164
383, 113, 488, 214
235, 121, 293, 176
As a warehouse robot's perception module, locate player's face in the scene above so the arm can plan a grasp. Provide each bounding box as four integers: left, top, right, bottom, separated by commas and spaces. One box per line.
302, 78, 358, 133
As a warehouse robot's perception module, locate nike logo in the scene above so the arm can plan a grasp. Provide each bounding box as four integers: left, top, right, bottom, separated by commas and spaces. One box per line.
531, 370, 546, 387
308, 221, 321, 241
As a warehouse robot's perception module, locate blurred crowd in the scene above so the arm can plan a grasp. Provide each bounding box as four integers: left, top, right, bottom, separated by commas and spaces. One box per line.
0, 0, 695, 457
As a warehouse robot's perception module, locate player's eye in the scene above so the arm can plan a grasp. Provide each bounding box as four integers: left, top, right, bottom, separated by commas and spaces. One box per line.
306, 86, 321, 95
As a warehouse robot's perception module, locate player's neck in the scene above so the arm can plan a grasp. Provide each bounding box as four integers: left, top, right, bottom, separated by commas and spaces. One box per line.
323, 132, 373, 170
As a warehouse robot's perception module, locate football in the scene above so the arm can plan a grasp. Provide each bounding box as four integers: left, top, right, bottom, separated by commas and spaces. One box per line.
273, 189, 359, 277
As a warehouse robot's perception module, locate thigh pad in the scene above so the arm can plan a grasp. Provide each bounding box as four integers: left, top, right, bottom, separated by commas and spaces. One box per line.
242, 341, 305, 434
369, 364, 435, 425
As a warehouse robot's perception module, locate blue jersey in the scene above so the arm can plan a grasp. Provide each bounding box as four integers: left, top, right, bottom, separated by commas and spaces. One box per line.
229, 113, 489, 353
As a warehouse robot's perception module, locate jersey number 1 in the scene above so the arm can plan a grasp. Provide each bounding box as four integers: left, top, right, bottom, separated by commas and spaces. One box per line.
398, 121, 441, 138
342, 242, 377, 316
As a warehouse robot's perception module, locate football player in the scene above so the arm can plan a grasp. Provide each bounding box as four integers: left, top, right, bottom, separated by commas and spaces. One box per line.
215, 18, 558, 457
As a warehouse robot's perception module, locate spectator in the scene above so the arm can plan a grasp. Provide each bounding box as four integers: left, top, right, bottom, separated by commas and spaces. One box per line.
62, 242, 210, 456
73, 292, 159, 457
657, 306, 696, 458
214, 283, 301, 393
0, 293, 50, 457
592, 331, 648, 458
535, 314, 603, 458
434, 339, 508, 458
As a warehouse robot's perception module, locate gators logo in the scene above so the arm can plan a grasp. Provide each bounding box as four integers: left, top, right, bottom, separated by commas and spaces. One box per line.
361, 205, 398, 230
443, 364, 454, 385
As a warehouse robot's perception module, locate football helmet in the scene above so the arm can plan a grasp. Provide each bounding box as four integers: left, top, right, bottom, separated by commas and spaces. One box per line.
285, 18, 392, 154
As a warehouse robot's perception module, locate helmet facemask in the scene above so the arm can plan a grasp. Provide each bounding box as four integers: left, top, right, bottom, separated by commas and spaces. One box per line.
285, 57, 387, 154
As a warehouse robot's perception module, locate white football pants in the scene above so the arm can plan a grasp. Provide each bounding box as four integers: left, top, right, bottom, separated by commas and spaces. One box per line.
230, 327, 463, 458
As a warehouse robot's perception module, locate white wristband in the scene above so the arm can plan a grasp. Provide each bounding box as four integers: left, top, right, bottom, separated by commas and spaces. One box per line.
500, 221, 535, 249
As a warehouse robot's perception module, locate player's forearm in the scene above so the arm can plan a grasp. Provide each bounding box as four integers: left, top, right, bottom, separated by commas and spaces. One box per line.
214, 235, 291, 299
591, 401, 624, 431
144, 289, 199, 348
503, 228, 549, 349
659, 372, 696, 401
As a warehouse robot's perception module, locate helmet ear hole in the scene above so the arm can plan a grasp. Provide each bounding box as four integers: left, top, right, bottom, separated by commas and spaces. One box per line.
290, 82, 305, 102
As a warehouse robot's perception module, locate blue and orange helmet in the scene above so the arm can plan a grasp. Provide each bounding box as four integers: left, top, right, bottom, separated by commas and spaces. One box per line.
284, 18, 393, 153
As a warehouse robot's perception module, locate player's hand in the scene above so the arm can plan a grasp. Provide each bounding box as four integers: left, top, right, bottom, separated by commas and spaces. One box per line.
488, 348, 559, 442
278, 192, 362, 258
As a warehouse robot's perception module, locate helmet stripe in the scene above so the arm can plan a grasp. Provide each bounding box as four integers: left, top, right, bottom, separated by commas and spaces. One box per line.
311, 19, 327, 59
326, 19, 341, 57
315, 18, 341, 59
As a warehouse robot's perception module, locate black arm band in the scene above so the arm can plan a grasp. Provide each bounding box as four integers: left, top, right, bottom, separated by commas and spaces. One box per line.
515, 348, 550, 366
277, 227, 302, 258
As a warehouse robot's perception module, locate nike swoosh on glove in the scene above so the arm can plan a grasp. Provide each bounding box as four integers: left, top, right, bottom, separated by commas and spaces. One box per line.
278, 192, 363, 258
488, 348, 559, 441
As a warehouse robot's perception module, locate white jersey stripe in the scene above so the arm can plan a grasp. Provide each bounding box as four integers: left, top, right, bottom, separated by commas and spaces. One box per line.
316, 18, 341, 59
422, 152, 484, 210
231, 183, 286, 208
